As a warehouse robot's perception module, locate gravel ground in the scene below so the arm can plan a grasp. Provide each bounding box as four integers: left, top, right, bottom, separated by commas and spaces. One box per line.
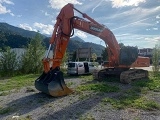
0, 77, 160, 120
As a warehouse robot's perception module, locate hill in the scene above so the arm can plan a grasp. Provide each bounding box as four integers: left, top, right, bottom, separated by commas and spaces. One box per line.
69, 37, 104, 56
0, 22, 105, 56
0, 22, 45, 38
44, 36, 104, 56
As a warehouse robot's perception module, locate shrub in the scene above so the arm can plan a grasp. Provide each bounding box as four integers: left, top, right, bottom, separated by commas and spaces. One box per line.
0, 47, 19, 76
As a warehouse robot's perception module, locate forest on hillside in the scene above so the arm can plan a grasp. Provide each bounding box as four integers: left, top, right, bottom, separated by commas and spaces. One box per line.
0, 22, 105, 56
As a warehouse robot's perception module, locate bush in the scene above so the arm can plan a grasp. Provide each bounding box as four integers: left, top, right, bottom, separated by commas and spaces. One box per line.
152, 44, 160, 76
0, 47, 19, 76
20, 33, 45, 74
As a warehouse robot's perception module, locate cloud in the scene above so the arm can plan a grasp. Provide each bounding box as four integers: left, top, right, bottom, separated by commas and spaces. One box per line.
92, 0, 103, 13
154, 37, 160, 42
0, 0, 14, 14
110, 0, 146, 8
153, 28, 158, 30
51, 20, 56, 24
156, 15, 160, 19
99, 5, 160, 29
19, 23, 36, 31
112, 17, 151, 31
49, 0, 82, 9
45, 12, 50, 16
109, 6, 160, 20
114, 33, 159, 47
0, 3, 10, 14
41, 10, 51, 16
17, 15, 22, 17
0, 0, 14, 5
10, 12, 14, 16
75, 30, 87, 39
19, 23, 54, 35
33, 22, 53, 35
100, 6, 160, 32
145, 36, 160, 42
116, 33, 131, 37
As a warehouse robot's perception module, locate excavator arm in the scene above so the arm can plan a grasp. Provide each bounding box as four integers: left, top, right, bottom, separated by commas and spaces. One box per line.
43, 4, 74, 73
35, 3, 149, 97
43, 3, 137, 72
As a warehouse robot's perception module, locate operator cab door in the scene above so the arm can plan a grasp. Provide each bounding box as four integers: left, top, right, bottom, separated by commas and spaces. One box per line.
84, 62, 89, 73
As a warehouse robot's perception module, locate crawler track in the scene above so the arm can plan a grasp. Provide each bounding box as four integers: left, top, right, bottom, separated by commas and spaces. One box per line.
93, 68, 148, 84
120, 69, 148, 84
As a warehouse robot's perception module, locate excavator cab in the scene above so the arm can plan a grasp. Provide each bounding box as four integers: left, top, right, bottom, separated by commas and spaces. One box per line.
35, 67, 73, 97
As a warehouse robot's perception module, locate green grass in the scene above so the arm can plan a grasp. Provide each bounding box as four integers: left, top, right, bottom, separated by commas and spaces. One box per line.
20, 115, 32, 120
102, 91, 160, 110
102, 88, 160, 110
0, 91, 11, 96
66, 81, 75, 87
101, 72, 160, 110
76, 82, 120, 93
79, 113, 95, 120
0, 71, 160, 111
132, 72, 160, 92
0, 74, 39, 92
80, 75, 93, 82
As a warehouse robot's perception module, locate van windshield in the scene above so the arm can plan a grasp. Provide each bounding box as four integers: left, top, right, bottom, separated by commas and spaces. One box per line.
68, 63, 75, 67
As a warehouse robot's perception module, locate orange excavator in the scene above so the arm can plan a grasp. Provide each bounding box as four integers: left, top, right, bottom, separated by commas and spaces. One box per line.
35, 3, 149, 97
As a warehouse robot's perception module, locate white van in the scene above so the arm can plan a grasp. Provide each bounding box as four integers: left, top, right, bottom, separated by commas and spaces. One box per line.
67, 62, 96, 75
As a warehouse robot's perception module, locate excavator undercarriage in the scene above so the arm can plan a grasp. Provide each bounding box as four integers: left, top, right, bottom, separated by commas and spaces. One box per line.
93, 68, 148, 84
120, 69, 148, 84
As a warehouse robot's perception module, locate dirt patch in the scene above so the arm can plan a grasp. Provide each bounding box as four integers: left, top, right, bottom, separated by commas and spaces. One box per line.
0, 77, 160, 120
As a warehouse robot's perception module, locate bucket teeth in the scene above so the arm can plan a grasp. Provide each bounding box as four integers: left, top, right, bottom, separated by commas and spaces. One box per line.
35, 69, 73, 97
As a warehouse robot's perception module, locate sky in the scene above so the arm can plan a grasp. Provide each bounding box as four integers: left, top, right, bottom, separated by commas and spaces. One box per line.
0, 0, 160, 48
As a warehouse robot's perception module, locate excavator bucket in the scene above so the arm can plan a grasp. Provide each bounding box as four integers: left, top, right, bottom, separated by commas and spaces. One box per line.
35, 68, 73, 97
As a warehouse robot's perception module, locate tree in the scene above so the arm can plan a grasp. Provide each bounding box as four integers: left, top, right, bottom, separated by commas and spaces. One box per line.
119, 43, 125, 48
0, 31, 7, 49
20, 33, 45, 74
101, 48, 108, 61
92, 53, 97, 62
61, 51, 68, 68
0, 47, 19, 76
71, 51, 77, 61
152, 44, 160, 75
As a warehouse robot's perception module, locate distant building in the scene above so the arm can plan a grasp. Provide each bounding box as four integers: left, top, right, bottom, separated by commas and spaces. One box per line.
138, 48, 153, 57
